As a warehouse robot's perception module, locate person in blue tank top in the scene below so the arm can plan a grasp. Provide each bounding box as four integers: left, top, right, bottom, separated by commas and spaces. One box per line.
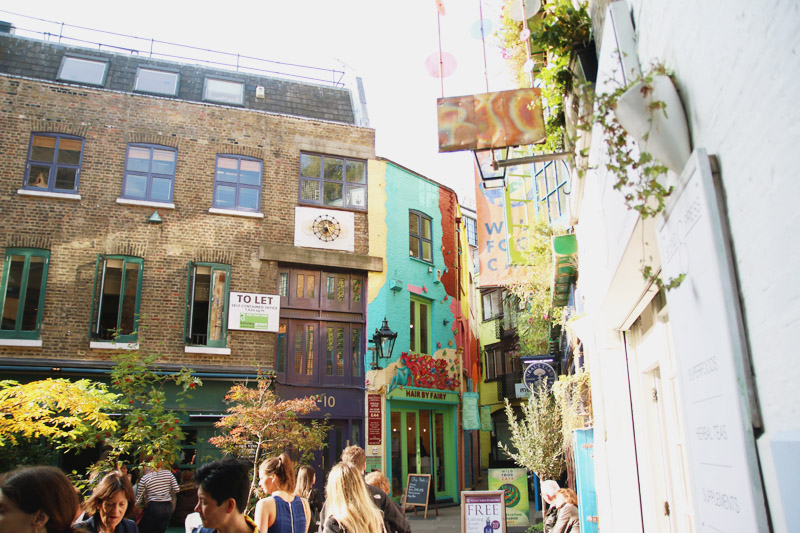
254, 454, 310, 533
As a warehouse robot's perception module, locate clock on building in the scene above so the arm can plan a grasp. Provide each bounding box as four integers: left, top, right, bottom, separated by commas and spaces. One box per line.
312, 214, 342, 242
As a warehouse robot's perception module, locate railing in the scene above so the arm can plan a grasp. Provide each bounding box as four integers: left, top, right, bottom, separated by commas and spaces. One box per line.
0, 9, 346, 87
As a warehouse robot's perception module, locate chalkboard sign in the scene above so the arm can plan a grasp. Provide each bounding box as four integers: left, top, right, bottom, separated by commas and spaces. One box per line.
404, 473, 433, 518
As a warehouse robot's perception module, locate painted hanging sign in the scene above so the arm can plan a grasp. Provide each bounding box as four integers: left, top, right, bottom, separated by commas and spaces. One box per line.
437, 88, 545, 152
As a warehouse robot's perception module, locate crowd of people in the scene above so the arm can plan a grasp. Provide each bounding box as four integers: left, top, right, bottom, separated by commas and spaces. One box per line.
0, 450, 580, 533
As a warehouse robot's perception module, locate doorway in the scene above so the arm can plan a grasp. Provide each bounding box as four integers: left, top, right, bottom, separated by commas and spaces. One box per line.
389, 409, 448, 500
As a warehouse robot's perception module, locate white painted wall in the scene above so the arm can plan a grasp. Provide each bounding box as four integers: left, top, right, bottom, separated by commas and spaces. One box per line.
576, 1, 800, 531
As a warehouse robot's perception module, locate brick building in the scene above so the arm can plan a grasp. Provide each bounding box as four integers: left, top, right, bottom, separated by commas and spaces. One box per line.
0, 29, 380, 470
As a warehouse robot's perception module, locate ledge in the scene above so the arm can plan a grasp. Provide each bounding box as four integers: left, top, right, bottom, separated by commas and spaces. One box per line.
0, 339, 42, 347
185, 346, 231, 355
18, 189, 81, 200
260, 242, 383, 272
208, 208, 264, 219
116, 198, 175, 209
89, 341, 139, 350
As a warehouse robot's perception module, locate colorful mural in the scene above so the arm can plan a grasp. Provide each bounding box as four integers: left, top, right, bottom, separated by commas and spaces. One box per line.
394, 352, 461, 391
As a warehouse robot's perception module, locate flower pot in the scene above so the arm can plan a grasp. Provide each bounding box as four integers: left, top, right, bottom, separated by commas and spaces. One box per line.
614, 74, 691, 174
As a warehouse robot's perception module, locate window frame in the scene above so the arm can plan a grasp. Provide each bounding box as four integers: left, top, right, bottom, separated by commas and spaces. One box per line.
482, 289, 503, 321
409, 210, 433, 263
212, 154, 263, 213
0, 248, 50, 340
134, 67, 180, 96
121, 143, 178, 203
57, 55, 109, 86
184, 262, 231, 349
534, 160, 571, 223
23, 133, 84, 194
203, 77, 245, 106
298, 152, 367, 211
410, 295, 431, 355
464, 215, 478, 248
89, 254, 143, 343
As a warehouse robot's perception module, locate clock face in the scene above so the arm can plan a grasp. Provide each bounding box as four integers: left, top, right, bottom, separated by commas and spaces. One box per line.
312, 215, 342, 242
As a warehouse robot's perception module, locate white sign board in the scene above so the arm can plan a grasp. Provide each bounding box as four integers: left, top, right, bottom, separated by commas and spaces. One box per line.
227, 292, 280, 332
461, 490, 506, 533
656, 150, 767, 531
294, 206, 355, 252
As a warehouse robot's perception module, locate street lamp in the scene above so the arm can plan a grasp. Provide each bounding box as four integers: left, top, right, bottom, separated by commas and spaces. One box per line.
370, 317, 398, 370
474, 147, 510, 189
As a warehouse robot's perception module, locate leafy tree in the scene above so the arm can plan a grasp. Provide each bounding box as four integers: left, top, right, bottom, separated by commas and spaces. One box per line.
99, 350, 201, 473
499, 381, 566, 512
209, 377, 329, 512
0, 378, 119, 453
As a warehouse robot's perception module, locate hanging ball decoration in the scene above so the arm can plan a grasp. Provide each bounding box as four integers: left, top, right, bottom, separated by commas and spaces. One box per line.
523, 58, 536, 72
425, 52, 458, 78
507, 0, 542, 21
470, 18, 494, 40
519, 28, 531, 42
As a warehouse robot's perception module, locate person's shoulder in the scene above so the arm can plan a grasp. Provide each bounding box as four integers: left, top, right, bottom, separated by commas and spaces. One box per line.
72, 517, 95, 532
323, 515, 343, 532
119, 518, 139, 533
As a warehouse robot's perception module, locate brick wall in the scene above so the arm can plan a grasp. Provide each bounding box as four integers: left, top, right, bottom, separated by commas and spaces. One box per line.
0, 75, 374, 371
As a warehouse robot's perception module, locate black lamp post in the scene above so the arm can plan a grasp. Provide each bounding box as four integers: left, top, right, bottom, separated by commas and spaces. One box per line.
370, 317, 398, 370
474, 147, 510, 189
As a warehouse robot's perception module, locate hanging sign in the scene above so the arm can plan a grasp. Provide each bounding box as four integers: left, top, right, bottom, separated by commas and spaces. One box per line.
462, 392, 481, 430
367, 394, 382, 445
523, 362, 556, 392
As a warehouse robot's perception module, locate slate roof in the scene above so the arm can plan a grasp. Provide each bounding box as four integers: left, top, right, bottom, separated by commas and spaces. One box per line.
0, 33, 357, 125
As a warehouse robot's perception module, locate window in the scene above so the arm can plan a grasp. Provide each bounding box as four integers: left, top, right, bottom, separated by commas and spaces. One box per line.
0, 249, 49, 340
277, 268, 366, 386
213, 155, 262, 212
299, 153, 367, 210
122, 144, 177, 203
464, 215, 478, 248
185, 263, 230, 348
134, 68, 179, 96
57, 55, 108, 86
24, 133, 84, 193
90, 255, 143, 343
409, 211, 433, 262
485, 347, 520, 380
203, 78, 244, 105
410, 296, 430, 354
482, 289, 503, 321
535, 160, 571, 223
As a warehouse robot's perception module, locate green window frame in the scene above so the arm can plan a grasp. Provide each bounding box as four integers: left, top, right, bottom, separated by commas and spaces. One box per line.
409, 296, 430, 355
90, 255, 143, 343
0, 248, 50, 340
185, 262, 230, 348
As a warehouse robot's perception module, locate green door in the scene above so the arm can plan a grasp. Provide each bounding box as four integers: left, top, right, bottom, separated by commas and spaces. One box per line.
389, 408, 451, 501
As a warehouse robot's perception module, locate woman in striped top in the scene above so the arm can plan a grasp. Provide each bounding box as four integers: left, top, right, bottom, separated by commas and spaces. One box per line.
135, 463, 179, 533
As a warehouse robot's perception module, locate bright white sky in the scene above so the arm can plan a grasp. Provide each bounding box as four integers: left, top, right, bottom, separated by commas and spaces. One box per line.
3, 0, 517, 206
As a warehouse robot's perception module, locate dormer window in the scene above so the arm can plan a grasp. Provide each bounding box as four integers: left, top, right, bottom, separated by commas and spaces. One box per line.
57, 55, 108, 86
203, 77, 244, 105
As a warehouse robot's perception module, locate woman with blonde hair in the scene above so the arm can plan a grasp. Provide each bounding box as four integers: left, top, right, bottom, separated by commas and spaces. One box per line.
254, 453, 310, 533
322, 462, 383, 533
552, 488, 580, 533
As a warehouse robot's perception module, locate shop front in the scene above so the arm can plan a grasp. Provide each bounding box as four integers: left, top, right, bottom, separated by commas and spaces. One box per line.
385, 386, 459, 504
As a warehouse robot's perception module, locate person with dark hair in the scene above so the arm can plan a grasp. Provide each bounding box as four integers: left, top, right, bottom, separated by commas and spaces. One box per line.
320, 446, 410, 533
135, 462, 179, 533
294, 466, 321, 533
192, 458, 256, 533
74, 471, 138, 533
170, 470, 198, 528
254, 453, 309, 533
551, 488, 580, 533
0, 465, 80, 533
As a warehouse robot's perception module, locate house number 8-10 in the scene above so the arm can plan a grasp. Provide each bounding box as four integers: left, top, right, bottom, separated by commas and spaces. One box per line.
319, 394, 336, 408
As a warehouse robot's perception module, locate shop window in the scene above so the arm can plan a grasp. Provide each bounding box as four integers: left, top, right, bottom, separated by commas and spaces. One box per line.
121, 144, 177, 203
185, 262, 230, 348
410, 296, 430, 354
299, 152, 367, 210
90, 255, 143, 343
0, 248, 49, 340
24, 133, 84, 194
409, 211, 433, 262
213, 155, 262, 212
